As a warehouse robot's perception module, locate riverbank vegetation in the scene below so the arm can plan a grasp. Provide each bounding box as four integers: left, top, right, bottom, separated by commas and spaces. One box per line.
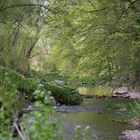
0, 0, 140, 139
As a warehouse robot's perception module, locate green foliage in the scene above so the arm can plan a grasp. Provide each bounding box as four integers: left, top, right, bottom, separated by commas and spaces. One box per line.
33, 83, 53, 105
0, 108, 12, 139
44, 82, 83, 105
0, 0, 140, 139
72, 125, 96, 140
130, 99, 140, 119
0, 101, 62, 140
34, 81, 83, 105
43, 0, 140, 86
21, 101, 62, 140
40, 72, 70, 82
105, 102, 129, 110
0, 66, 38, 110
0, 66, 24, 110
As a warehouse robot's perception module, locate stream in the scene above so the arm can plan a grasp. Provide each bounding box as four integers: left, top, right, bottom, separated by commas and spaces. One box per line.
56, 87, 134, 140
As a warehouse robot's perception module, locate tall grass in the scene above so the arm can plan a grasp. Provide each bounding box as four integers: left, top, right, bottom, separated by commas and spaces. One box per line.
130, 99, 140, 119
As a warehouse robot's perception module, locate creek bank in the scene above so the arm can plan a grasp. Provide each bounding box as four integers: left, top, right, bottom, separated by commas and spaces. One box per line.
128, 119, 140, 128
113, 87, 140, 99
120, 119, 140, 140
80, 86, 140, 99
112, 118, 140, 140
55, 104, 103, 112
78, 86, 140, 140
121, 130, 140, 140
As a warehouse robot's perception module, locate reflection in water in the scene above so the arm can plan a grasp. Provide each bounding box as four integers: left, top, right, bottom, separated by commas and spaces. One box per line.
61, 111, 132, 140
59, 98, 132, 140
78, 86, 113, 96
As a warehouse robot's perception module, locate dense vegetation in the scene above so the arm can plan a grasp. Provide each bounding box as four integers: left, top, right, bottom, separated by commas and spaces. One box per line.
47, 0, 140, 86
0, 0, 140, 139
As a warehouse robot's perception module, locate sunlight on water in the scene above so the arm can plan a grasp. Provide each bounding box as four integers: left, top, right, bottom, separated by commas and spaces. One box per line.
78, 86, 113, 96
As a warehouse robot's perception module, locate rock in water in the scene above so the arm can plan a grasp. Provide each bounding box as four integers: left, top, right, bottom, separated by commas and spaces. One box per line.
113, 87, 128, 95
121, 130, 140, 140
129, 119, 140, 128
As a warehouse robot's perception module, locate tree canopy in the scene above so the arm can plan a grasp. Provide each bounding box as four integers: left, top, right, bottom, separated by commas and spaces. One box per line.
0, 0, 140, 85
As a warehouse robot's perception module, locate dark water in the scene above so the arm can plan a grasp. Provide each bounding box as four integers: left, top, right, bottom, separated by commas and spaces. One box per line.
58, 87, 133, 140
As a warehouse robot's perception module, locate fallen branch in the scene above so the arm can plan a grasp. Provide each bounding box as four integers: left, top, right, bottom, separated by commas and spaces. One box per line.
13, 122, 28, 140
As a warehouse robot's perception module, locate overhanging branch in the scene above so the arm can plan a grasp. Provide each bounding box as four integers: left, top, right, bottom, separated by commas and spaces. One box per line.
0, 3, 57, 13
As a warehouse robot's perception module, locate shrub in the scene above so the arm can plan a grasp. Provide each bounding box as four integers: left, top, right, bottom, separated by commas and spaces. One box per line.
34, 81, 83, 105
21, 101, 62, 140
0, 66, 39, 109
43, 82, 83, 105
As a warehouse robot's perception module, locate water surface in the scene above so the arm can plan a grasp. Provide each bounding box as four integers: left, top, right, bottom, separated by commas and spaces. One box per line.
78, 86, 113, 96
58, 98, 133, 140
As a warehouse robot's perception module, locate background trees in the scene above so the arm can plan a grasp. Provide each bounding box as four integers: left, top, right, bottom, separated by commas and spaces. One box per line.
43, 0, 140, 85
1, 0, 140, 85
0, 0, 49, 75
0, 0, 140, 139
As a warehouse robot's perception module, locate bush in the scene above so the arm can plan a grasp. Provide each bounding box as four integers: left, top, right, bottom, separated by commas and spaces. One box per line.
0, 66, 82, 107
34, 81, 83, 105
21, 101, 62, 140
0, 66, 39, 109
40, 72, 70, 82
43, 82, 83, 105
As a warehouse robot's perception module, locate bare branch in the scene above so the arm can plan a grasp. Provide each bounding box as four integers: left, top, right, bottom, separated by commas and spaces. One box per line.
13, 122, 28, 140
